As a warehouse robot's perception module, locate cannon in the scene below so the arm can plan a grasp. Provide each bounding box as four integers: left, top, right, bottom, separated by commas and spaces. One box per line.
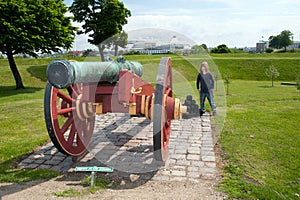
44, 57, 184, 162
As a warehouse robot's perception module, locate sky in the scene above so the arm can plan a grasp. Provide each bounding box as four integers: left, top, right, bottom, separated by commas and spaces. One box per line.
65, 0, 300, 49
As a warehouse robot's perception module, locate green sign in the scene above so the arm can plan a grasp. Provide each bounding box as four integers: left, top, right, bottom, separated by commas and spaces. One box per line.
75, 166, 114, 172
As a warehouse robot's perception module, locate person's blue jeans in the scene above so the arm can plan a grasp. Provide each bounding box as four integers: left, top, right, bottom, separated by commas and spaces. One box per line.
200, 91, 216, 112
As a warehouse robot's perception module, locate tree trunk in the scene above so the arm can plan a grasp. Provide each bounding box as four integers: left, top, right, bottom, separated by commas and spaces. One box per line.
7, 51, 25, 89
98, 44, 105, 61
114, 45, 118, 56
226, 82, 229, 95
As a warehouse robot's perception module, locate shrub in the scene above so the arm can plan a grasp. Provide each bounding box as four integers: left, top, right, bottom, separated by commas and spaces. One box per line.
265, 48, 274, 53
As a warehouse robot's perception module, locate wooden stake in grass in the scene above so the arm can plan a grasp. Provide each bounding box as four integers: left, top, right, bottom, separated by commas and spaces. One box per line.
214, 74, 219, 91
297, 73, 300, 92
265, 65, 280, 87
224, 73, 231, 95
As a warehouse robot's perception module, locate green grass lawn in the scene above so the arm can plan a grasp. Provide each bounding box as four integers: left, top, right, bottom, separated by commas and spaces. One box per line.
219, 80, 300, 199
0, 58, 59, 182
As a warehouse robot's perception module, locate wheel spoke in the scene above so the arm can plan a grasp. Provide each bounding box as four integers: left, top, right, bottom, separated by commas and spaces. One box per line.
67, 85, 79, 98
165, 88, 172, 96
60, 116, 74, 134
57, 90, 74, 104
67, 124, 76, 145
57, 107, 75, 115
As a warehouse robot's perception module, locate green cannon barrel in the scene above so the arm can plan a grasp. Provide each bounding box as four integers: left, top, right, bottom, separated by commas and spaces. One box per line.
46, 59, 143, 89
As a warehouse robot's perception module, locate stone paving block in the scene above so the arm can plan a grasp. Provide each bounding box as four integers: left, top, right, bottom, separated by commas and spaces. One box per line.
44, 159, 63, 165
202, 155, 216, 162
21, 158, 34, 164
200, 167, 216, 174
171, 170, 186, 177
35, 159, 46, 164
187, 154, 200, 161
38, 164, 52, 169
187, 166, 199, 172
176, 159, 191, 166
191, 161, 205, 167
187, 147, 201, 154
169, 177, 187, 182
170, 154, 186, 160
172, 166, 186, 171
187, 171, 200, 179
26, 163, 39, 169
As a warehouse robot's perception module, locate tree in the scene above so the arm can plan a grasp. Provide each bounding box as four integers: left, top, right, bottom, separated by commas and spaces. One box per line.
109, 31, 128, 56
191, 44, 208, 53
265, 66, 279, 87
69, 0, 131, 61
0, 0, 75, 89
279, 30, 293, 51
269, 35, 281, 49
211, 44, 231, 54
82, 49, 93, 57
201, 44, 208, 51
269, 30, 293, 52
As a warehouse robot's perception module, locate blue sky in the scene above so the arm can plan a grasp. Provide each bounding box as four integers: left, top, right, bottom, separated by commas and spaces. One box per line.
65, 0, 300, 49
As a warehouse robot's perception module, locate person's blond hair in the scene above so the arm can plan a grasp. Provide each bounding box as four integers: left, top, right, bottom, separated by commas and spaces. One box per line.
200, 61, 209, 73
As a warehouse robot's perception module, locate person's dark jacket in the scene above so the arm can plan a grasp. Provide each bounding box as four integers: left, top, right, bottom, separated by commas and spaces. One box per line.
196, 72, 214, 92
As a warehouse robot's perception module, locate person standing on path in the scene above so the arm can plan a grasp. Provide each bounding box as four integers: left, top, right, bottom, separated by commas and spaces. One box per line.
196, 61, 217, 116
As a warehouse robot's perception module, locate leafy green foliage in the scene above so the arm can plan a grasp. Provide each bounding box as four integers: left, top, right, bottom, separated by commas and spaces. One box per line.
69, 0, 131, 60
265, 65, 280, 87
82, 176, 113, 193
211, 44, 231, 54
108, 31, 128, 56
191, 44, 208, 54
223, 72, 231, 95
269, 30, 293, 51
82, 49, 93, 57
0, 0, 75, 56
0, 0, 75, 89
265, 48, 274, 53
54, 189, 82, 197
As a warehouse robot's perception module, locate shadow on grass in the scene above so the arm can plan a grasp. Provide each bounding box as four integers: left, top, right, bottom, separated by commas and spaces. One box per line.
0, 86, 43, 98
257, 85, 276, 88
26, 65, 47, 82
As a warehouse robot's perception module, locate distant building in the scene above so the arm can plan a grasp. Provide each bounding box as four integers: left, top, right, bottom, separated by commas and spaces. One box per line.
287, 41, 300, 49
126, 36, 192, 54
243, 47, 256, 53
256, 40, 269, 53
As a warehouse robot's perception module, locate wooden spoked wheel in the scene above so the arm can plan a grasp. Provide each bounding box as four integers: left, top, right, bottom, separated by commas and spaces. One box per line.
153, 57, 173, 162
44, 83, 95, 156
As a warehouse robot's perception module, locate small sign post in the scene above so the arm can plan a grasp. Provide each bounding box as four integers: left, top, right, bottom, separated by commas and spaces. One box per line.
75, 166, 114, 187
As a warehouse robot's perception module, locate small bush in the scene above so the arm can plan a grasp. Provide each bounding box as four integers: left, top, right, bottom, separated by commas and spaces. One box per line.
265, 48, 274, 53
124, 50, 141, 55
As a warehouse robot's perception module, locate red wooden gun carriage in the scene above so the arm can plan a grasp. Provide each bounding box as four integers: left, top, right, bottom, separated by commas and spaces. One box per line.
44, 57, 185, 162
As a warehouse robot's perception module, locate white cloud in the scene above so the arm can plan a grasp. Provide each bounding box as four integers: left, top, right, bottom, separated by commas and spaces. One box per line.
66, 0, 300, 48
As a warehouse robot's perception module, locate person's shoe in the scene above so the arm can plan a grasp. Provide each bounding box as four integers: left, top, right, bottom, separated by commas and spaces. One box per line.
199, 109, 205, 117
213, 111, 217, 116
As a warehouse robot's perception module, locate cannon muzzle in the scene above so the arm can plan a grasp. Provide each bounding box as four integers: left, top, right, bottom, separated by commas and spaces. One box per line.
46, 58, 143, 89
